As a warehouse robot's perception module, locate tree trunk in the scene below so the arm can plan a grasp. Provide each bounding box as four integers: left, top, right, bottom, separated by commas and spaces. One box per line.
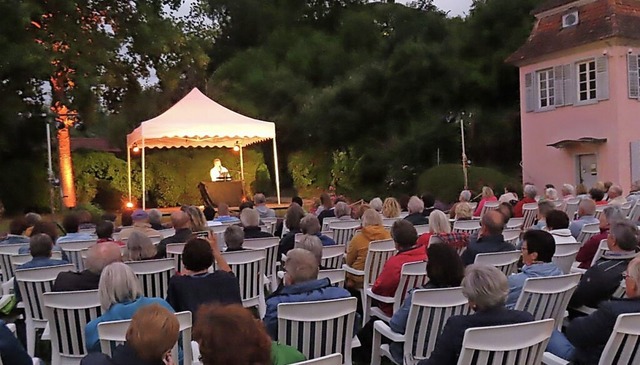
57, 125, 76, 208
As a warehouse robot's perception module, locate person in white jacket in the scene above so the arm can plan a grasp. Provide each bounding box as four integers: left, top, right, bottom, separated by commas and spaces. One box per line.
545, 210, 577, 245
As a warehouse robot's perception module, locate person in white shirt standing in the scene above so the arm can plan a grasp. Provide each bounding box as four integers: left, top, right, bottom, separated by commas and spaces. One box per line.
210, 158, 229, 181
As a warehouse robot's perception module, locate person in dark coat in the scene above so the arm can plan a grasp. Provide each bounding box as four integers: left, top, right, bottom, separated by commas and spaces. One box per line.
277, 203, 305, 257
157, 211, 193, 258
241, 208, 273, 239
461, 211, 516, 266
0, 320, 33, 365
404, 196, 429, 226
80, 303, 179, 365
53, 242, 122, 292
419, 265, 534, 365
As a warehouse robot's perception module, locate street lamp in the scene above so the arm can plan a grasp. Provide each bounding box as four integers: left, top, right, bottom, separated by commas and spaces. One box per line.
447, 111, 473, 189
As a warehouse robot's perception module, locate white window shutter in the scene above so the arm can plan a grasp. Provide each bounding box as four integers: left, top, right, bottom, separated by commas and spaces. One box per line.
628, 54, 639, 99
563, 64, 575, 105
525, 72, 534, 112
554, 65, 564, 106
596, 56, 609, 101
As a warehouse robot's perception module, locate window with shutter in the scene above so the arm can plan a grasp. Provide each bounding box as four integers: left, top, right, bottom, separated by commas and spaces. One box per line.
537, 68, 555, 109
525, 72, 534, 112
554, 65, 564, 106
577, 60, 597, 102
595, 56, 609, 101
629, 54, 639, 99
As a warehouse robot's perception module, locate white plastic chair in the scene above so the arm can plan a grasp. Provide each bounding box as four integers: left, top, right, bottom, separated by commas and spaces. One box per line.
628, 200, 640, 222
619, 202, 633, 218
479, 201, 500, 218
329, 221, 361, 246
166, 243, 186, 273
10, 252, 63, 269
452, 220, 481, 235
158, 228, 176, 238
474, 251, 520, 276
262, 217, 278, 235
514, 273, 581, 328
371, 287, 470, 365
590, 239, 610, 267
413, 225, 430, 236
343, 239, 395, 311
594, 204, 608, 220
291, 353, 342, 365
564, 198, 580, 220
506, 218, 524, 230
522, 203, 539, 230
15, 264, 76, 357
552, 243, 581, 274
321, 230, 334, 240
221, 249, 267, 317
319, 269, 346, 288
321, 245, 346, 269
364, 261, 429, 323
0, 243, 29, 294
243, 237, 280, 291
457, 319, 554, 365
43, 290, 101, 365
277, 297, 357, 365
502, 229, 521, 246
322, 217, 341, 232
58, 240, 97, 271
382, 218, 400, 227
97, 311, 195, 365
125, 258, 175, 299
576, 223, 600, 245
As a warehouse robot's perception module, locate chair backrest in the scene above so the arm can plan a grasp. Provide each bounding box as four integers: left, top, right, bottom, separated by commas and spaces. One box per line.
564, 198, 580, 219
599, 313, 640, 365
363, 239, 396, 288
58, 240, 97, 271
480, 201, 500, 218
277, 297, 357, 364
405, 287, 471, 361
321, 245, 346, 269
392, 261, 430, 313
522, 203, 539, 230
0, 244, 30, 282
382, 217, 400, 227
166, 243, 186, 273
321, 217, 341, 232
456, 319, 554, 365
552, 243, 581, 274
221, 250, 266, 304
594, 204, 608, 220
414, 225, 430, 236
43, 290, 101, 362
452, 220, 481, 235
10, 251, 63, 268
502, 229, 521, 246
243, 237, 280, 280
320, 230, 334, 240
318, 269, 346, 288
158, 228, 175, 238
591, 239, 610, 267
505, 218, 524, 230
514, 273, 581, 326
473, 251, 520, 276
620, 203, 633, 218
577, 223, 600, 244
15, 264, 76, 323
628, 200, 640, 222
291, 353, 342, 365
329, 221, 361, 246
125, 258, 175, 299
97, 311, 194, 365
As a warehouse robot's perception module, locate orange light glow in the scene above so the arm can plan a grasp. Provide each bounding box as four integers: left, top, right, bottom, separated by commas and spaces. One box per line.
132, 145, 140, 153
233, 145, 240, 152
57, 126, 77, 208
125, 202, 134, 209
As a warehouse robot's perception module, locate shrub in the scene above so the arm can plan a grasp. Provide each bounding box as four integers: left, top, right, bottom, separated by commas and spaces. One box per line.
287, 149, 332, 197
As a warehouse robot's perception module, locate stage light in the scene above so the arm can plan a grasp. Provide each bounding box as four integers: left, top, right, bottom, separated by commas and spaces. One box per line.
125, 201, 134, 209
233, 145, 240, 152
132, 143, 140, 153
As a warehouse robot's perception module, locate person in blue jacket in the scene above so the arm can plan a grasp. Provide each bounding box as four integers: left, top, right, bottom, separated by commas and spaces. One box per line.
85, 262, 174, 353
263, 248, 350, 339
0, 320, 35, 365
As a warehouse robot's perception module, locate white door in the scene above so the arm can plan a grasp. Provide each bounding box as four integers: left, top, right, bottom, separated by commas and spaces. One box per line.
577, 154, 598, 189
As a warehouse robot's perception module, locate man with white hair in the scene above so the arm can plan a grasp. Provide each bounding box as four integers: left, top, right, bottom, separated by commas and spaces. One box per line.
404, 196, 428, 226
240, 208, 273, 239
607, 184, 627, 205
369, 197, 383, 213
254, 193, 275, 219
568, 198, 599, 238
561, 184, 576, 201
514, 184, 537, 218
52, 242, 122, 291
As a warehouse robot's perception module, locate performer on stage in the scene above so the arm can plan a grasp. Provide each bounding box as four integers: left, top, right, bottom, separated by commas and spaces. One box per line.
210, 158, 230, 181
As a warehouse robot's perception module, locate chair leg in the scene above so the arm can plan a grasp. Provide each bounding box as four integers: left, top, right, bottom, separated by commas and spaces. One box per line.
371, 325, 382, 365
361, 290, 370, 324
26, 320, 35, 357
258, 295, 266, 319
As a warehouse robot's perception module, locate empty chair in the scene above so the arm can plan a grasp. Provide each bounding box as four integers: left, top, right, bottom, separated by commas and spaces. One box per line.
243, 237, 280, 291
321, 217, 341, 232
321, 245, 346, 269
278, 297, 357, 365
522, 203, 539, 230
329, 221, 361, 246
221, 249, 267, 317
165, 243, 185, 273
318, 269, 346, 288
502, 229, 521, 246
514, 274, 581, 327
291, 353, 342, 365
576, 223, 600, 245
43, 290, 101, 365
58, 240, 97, 271
552, 243, 581, 274
125, 258, 175, 299
456, 319, 554, 365
506, 218, 524, 230
479, 201, 500, 218
474, 251, 521, 276
452, 220, 481, 235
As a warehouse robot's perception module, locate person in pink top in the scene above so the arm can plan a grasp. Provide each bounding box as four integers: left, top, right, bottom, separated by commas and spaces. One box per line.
473, 186, 498, 217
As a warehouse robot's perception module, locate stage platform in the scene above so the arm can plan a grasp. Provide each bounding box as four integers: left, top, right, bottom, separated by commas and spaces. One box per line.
155, 202, 292, 216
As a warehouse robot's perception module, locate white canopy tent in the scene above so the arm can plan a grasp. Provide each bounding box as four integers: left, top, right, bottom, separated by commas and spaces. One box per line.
126, 88, 281, 209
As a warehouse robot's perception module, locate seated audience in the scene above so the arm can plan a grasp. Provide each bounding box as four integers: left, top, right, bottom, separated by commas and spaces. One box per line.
124, 230, 159, 261
419, 265, 534, 365
473, 186, 498, 217
421, 193, 436, 217
0, 320, 35, 365
316, 192, 334, 222
53, 242, 122, 292
14, 233, 69, 301
118, 209, 161, 240
224, 225, 245, 252
569, 198, 599, 238
371, 220, 427, 316
80, 303, 179, 365
85, 262, 174, 352
346, 209, 391, 289
241, 208, 273, 239
532, 200, 554, 230
333, 201, 352, 221
497, 202, 514, 223
57, 213, 94, 243
417, 210, 450, 247
95, 220, 125, 247
398, 195, 411, 212
506, 230, 563, 307
147, 208, 165, 230
167, 236, 241, 314
545, 188, 559, 201
404, 196, 428, 226
157, 210, 193, 258
18, 221, 66, 258
369, 197, 383, 213
382, 197, 402, 219
561, 184, 576, 201
263, 248, 350, 339
278, 203, 306, 257
117, 210, 133, 232
77, 210, 96, 231
570, 220, 638, 308
461, 211, 516, 266
590, 188, 607, 206
23, 212, 42, 237
575, 183, 589, 199
254, 193, 276, 219
292, 196, 305, 211
454, 202, 473, 220
299, 214, 335, 246
195, 304, 305, 365
351, 202, 370, 220
212, 203, 240, 224
294, 234, 324, 268
607, 184, 627, 205
0, 217, 29, 244
545, 210, 577, 245
514, 184, 537, 218
576, 206, 625, 269
498, 185, 519, 204
203, 205, 216, 222
184, 205, 208, 232
547, 255, 640, 364
450, 190, 472, 219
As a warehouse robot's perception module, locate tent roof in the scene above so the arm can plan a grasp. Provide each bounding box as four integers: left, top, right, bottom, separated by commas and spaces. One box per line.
126, 88, 275, 149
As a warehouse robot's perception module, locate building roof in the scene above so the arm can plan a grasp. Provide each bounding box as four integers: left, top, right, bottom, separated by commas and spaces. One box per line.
71, 137, 121, 153
507, 0, 640, 65
547, 137, 607, 149
533, 0, 581, 14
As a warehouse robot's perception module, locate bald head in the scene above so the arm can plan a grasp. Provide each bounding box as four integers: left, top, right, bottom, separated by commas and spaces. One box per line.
481, 211, 505, 236
171, 211, 190, 230
85, 242, 122, 274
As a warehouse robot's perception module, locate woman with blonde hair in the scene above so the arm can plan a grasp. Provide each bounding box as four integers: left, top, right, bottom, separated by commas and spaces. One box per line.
184, 205, 208, 232
125, 230, 158, 261
84, 262, 174, 353
473, 186, 498, 217
345, 209, 391, 289
454, 202, 473, 220
382, 197, 401, 218
416, 210, 451, 247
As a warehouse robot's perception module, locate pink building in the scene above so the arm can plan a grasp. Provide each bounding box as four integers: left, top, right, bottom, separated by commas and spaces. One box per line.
507, 0, 640, 194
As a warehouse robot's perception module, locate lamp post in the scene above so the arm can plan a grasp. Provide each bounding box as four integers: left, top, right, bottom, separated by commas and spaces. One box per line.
447, 111, 472, 189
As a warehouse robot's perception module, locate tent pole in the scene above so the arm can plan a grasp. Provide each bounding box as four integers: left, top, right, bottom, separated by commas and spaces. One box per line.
127, 145, 131, 203
239, 145, 245, 191
141, 138, 146, 210
272, 137, 281, 204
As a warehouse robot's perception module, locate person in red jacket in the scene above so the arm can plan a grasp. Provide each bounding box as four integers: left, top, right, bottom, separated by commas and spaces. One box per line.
514, 184, 538, 218
371, 219, 427, 317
